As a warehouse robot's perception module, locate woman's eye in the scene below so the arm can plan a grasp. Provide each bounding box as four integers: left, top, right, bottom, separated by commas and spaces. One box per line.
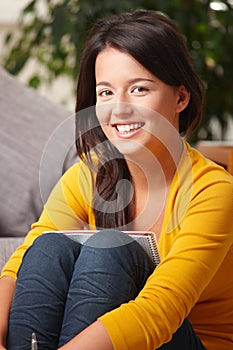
132, 86, 148, 93
98, 90, 112, 97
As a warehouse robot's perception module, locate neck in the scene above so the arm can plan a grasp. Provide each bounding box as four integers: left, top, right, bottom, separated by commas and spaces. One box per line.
125, 141, 184, 233
126, 139, 183, 187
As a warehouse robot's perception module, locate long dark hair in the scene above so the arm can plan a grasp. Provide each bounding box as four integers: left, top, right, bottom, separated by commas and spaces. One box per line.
75, 9, 205, 230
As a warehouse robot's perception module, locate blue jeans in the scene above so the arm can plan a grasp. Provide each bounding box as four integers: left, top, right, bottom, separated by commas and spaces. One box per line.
7, 231, 206, 350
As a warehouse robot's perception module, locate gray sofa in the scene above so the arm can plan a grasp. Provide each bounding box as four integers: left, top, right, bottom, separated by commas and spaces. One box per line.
0, 237, 24, 273
0, 67, 77, 274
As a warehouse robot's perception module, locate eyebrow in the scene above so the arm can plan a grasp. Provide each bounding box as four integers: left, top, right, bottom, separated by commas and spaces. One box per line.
96, 78, 155, 87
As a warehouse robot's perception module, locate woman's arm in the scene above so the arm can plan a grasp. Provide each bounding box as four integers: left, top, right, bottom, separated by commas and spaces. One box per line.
58, 321, 113, 350
58, 165, 233, 350
0, 163, 91, 349
0, 276, 16, 348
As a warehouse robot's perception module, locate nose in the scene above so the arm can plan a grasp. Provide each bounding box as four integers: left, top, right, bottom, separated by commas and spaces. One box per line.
112, 92, 134, 118
113, 102, 133, 115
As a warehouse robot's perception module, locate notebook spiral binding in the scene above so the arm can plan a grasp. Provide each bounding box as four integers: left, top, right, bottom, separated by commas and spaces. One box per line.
148, 234, 160, 266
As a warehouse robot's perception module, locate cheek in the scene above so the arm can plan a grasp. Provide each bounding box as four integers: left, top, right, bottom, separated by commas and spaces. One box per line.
95, 103, 112, 126
147, 92, 178, 118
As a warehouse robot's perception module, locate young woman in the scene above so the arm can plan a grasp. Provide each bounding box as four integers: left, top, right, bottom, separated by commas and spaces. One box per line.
1, 9, 233, 350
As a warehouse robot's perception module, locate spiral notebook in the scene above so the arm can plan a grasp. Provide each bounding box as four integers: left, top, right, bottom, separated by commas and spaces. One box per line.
44, 230, 160, 266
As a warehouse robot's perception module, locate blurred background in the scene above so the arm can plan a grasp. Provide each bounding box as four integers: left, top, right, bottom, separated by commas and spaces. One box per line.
0, 0, 233, 142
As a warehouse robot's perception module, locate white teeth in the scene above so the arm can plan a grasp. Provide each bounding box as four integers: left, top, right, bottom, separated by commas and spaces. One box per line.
116, 123, 143, 133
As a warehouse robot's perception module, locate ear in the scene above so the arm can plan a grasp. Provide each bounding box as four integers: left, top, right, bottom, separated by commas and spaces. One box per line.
176, 85, 190, 113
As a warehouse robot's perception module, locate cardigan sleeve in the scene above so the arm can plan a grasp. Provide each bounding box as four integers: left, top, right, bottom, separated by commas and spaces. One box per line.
99, 164, 233, 349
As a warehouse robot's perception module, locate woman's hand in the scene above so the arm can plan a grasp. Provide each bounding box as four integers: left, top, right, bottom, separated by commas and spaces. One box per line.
58, 320, 114, 350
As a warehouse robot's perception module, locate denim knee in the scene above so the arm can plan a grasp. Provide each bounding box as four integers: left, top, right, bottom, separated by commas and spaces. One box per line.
83, 229, 135, 248
17, 232, 81, 277
58, 230, 154, 346
79, 229, 154, 295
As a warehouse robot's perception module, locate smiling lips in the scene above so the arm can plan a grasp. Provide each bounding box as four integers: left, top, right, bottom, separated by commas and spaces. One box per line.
114, 122, 144, 138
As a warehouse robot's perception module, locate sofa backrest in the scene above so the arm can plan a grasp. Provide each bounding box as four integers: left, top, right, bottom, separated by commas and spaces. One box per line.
0, 67, 78, 237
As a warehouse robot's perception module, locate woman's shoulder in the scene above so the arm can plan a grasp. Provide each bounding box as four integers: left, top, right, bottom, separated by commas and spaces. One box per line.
184, 141, 233, 184
58, 158, 95, 204
172, 141, 233, 215
61, 158, 94, 182
165, 141, 233, 236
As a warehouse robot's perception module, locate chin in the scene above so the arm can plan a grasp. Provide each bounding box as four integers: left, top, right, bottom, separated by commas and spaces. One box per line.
111, 138, 140, 153
111, 139, 152, 160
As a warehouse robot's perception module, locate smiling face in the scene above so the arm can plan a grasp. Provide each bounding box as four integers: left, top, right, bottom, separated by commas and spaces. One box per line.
95, 47, 190, 157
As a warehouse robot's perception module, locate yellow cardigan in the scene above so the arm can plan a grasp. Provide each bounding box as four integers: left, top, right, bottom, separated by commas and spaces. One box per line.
2, 142, 233, 350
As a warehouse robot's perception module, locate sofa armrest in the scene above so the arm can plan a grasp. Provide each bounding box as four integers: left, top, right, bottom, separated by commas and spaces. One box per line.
0, 237, 24, 273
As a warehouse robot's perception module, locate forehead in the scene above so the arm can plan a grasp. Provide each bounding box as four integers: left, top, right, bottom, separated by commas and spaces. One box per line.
95, 47, 154, 81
